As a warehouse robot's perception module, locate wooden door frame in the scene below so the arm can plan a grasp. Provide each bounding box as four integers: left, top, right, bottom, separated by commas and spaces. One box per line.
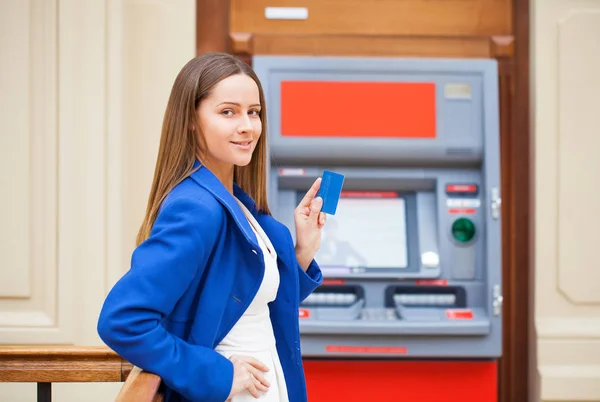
499, 0, 531, 401
195, 1, 532, 401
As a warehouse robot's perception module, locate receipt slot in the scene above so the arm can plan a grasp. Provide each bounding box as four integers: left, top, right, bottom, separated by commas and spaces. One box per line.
254, 56, 502, 402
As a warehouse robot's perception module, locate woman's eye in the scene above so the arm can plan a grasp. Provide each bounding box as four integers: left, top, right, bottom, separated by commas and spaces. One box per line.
249, 110, 260, 116
221, 109, 234, 116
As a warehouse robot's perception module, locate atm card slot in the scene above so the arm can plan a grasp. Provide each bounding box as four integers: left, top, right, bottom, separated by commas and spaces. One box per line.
385, 285, 466, 309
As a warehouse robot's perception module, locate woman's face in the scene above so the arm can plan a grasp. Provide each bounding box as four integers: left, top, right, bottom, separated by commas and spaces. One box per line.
197, 73, 262, 173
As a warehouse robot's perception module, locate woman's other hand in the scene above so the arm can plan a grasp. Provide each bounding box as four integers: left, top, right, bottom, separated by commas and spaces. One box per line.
294, 177, 326, 270
228, 355, 270, 399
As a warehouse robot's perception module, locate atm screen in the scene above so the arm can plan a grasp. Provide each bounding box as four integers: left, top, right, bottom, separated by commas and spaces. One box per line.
314, 191, 408, 272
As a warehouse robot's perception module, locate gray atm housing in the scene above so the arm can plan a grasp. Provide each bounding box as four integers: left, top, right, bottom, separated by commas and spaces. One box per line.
254, 56, 502, 359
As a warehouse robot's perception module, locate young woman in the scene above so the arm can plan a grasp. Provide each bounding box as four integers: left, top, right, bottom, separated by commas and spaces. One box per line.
97, 52, 326, 402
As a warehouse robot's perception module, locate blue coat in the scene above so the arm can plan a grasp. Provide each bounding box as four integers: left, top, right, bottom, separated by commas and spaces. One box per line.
97, 164, 323, 402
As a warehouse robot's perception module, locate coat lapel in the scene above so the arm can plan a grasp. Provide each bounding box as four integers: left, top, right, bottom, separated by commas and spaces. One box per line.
189, 163, 259, 251
233, 183, 295, 270
188, 161, 296, 271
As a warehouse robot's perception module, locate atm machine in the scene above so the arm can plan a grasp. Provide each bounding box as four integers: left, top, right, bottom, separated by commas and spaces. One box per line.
254, 56, 502, 402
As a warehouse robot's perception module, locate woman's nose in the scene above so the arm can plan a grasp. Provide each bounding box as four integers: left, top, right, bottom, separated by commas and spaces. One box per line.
237, 115, 253, 133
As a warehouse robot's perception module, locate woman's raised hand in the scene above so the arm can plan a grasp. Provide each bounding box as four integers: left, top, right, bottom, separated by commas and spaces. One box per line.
294, 178, 326, 270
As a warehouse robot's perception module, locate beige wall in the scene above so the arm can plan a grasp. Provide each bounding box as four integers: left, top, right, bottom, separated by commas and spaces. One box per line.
2, 0, 600, 401
532, 0, 600, 401
0, 0, 195, 400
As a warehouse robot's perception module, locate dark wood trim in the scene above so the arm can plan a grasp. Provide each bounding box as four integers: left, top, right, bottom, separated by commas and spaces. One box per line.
514, 0, 532, 397
497, 54, 517, 402
492, 36, 515, 402
231, 33, 501, 59
196, 0, 230, 54
498, 0, 531, 401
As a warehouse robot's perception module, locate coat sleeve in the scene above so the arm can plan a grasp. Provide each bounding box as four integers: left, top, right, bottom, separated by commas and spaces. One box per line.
97, 195, 233, 402
297, 258, 323, 302
279, 219, 324, 303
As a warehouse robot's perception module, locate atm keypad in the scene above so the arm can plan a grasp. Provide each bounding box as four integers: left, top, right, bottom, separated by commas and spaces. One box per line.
303, 293, 357, 306
393, 294, 456, 306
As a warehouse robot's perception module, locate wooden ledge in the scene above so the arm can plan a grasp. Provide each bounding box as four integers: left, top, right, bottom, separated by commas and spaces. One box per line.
0, 345, 133, 383
116, 366, 163, 402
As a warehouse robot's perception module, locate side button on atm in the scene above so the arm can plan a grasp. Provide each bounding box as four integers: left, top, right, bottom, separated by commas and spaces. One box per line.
492, 284, 503, 316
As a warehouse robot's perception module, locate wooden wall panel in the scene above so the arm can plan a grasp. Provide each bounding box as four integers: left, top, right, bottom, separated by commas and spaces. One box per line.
230, 0, 513, 59
231, 0, 512, 37
197, 0, 230, 54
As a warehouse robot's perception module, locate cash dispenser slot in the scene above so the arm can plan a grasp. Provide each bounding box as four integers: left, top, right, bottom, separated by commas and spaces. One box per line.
301, 285, 365, 321
299, 283, 490, 336
385, 285, 466, 309
386, 285, 466, 323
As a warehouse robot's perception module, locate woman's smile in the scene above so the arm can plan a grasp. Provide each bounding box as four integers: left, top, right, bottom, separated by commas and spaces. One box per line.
231, 139, 253, 151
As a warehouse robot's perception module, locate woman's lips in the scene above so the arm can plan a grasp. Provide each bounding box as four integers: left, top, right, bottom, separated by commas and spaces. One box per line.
231, 140, 252, 150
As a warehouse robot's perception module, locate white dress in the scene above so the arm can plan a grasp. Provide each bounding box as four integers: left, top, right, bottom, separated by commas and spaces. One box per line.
215, 199, 290, 402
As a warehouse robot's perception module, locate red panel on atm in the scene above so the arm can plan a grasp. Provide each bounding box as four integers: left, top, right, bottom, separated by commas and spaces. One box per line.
280, 81, 436, 138
304, 360, 497, 402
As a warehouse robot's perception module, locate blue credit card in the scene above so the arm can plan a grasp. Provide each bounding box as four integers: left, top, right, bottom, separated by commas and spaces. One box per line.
317, 170, 345, 215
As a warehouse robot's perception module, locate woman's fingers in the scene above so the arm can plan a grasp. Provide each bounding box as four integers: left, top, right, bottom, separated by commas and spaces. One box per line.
230, 355, 272, 397
254, 378, 269, 393
298, 178, 322, 209
318, 211, 326, 227
247, 364, 271, 388
247, 382, 260, 398
243, 356, 269, 372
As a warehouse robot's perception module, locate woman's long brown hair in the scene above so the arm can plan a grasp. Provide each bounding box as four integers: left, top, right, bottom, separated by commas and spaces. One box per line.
136, 52, 271, 246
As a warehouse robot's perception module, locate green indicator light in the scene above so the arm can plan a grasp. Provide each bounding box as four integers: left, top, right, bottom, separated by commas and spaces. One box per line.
451, 218, 476, 243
